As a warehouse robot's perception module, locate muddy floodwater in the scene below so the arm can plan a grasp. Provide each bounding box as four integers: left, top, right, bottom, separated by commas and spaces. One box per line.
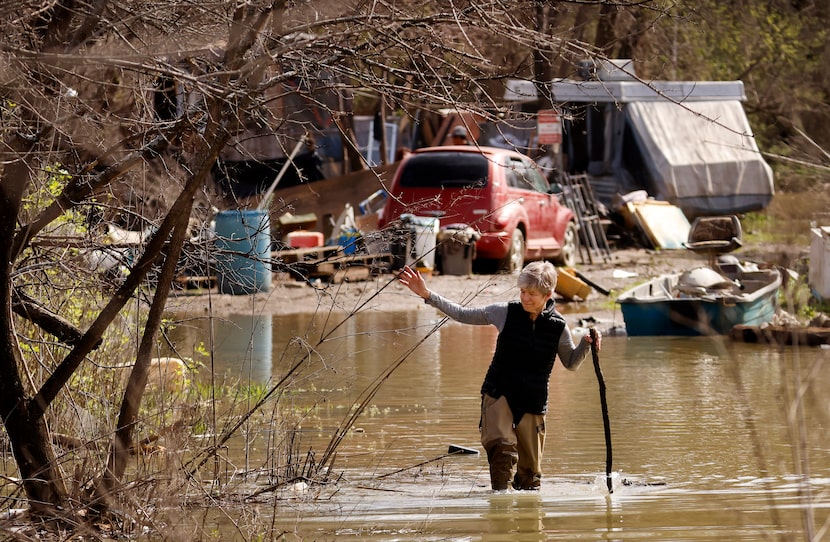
165, 308, 830, 541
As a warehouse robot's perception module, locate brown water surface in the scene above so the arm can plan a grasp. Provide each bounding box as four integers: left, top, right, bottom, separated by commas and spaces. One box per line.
165, 310, 830, 540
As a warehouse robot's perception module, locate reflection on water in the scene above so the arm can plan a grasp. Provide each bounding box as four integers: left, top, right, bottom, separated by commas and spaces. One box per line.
170, 313, 273, 383
164, 310, 830, 540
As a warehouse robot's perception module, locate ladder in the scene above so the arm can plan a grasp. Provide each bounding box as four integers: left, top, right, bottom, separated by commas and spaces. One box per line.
559, 173, 612, 264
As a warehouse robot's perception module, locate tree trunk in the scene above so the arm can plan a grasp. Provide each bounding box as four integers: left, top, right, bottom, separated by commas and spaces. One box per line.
99, 134, 226, 498
555, 5, 593, 78
615, 8, 650, 60
3, 403, 69, 514
0, 138, 69, 513
533, 4, 554, 110
96, 195, 195, 507
595, 2, 618, 54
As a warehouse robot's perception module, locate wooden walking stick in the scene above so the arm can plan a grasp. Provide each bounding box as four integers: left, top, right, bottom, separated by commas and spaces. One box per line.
590, 327, 613, 493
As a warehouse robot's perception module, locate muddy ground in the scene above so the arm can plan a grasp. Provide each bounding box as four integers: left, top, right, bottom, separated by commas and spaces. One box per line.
164, 240, 809, 333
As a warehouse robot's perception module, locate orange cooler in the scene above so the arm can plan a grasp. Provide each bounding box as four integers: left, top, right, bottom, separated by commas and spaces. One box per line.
285, 230, 324, 248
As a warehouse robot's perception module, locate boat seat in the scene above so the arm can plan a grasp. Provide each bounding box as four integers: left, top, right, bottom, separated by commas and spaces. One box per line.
683, 216, 743, 256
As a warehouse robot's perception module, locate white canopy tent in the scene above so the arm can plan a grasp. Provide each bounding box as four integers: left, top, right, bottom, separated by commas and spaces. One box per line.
551, 76, 775, 217
625, 99, 774, 216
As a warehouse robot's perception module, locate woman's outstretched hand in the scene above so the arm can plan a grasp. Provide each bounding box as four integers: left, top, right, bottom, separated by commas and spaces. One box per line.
398, 265, 430, 299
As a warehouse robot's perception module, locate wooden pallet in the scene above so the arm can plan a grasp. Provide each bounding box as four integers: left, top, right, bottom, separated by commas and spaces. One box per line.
273, 246, 394, 282
272, 245, 344, 264
174, 274, 216, 289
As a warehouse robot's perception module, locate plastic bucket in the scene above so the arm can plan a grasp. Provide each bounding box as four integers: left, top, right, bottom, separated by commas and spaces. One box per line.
337, 231, 361, 254
810, 226, 830, 301
437, 225, 478, 276
215, 210, 272, 295
402, 215, 439, 273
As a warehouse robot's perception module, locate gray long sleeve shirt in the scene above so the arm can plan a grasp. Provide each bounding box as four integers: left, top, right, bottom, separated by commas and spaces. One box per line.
425, 292, 591, 370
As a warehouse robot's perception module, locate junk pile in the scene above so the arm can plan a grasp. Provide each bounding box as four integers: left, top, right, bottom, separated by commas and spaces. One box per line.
730, 224, 830, 347
731, 311, 830, 347
266, 188, 487, 283
264, 188, 496, 283
270, 199, 393, 284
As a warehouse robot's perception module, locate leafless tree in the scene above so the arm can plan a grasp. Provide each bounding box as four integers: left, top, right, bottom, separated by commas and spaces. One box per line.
0, 0, 689, 530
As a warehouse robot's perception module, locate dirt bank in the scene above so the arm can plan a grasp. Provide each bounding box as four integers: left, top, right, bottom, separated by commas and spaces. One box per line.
165, 240, 806, 333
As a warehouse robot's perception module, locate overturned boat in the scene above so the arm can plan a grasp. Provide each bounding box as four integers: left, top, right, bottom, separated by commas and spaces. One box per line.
616, 216, 782, 336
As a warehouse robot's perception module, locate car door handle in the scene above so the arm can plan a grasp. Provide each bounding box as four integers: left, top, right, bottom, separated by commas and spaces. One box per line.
517, 197, 525, 204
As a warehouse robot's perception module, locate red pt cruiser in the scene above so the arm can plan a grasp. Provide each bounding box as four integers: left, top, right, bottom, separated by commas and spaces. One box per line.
378, 146, 578, 272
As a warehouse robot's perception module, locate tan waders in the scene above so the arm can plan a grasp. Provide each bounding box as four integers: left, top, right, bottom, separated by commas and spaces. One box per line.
480, 394, 545, 491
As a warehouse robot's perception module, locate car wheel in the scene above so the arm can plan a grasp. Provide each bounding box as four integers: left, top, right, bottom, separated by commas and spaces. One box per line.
553, 222, 578, 267
501, 229, 525, 273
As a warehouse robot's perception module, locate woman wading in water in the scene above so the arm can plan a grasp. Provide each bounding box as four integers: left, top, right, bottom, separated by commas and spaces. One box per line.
399, 261, 601, 491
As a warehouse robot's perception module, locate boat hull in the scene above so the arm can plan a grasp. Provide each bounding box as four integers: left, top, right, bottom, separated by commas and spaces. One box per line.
617, 268, 781, 336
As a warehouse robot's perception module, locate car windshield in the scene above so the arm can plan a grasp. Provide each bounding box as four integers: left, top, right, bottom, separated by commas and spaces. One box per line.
399, 152, 489, 188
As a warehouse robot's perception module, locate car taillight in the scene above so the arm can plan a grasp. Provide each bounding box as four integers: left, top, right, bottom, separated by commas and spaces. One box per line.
484, 210, 511, 230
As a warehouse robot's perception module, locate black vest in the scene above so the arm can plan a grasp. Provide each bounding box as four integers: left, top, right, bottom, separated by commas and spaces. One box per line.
480, 300, 566, 424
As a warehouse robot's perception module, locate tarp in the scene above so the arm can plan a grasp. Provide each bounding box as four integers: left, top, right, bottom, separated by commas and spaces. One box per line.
625, 100, 774, 217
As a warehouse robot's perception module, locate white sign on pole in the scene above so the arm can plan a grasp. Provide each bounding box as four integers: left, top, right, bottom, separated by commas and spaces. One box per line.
537, 110, 562, 145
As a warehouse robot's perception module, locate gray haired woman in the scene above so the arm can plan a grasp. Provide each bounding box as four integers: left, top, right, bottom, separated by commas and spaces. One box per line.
399, 261, 601, 491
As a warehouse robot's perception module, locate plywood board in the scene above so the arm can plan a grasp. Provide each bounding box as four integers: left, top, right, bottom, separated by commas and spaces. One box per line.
629, 201, 691, 250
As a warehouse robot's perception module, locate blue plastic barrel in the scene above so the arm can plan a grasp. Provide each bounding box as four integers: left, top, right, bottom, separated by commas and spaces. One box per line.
214, 210, 272, 295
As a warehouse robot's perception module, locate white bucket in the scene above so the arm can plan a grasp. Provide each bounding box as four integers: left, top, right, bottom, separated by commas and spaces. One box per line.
402, 215, 439, 273
809, 226, 830, 301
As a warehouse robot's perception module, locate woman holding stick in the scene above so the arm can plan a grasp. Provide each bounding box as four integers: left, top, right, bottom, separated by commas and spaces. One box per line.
399, 261, 601, 491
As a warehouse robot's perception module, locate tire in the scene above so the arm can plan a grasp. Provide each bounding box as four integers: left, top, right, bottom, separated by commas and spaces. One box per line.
500, 228, 525, 273
553, 222, 578, 267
